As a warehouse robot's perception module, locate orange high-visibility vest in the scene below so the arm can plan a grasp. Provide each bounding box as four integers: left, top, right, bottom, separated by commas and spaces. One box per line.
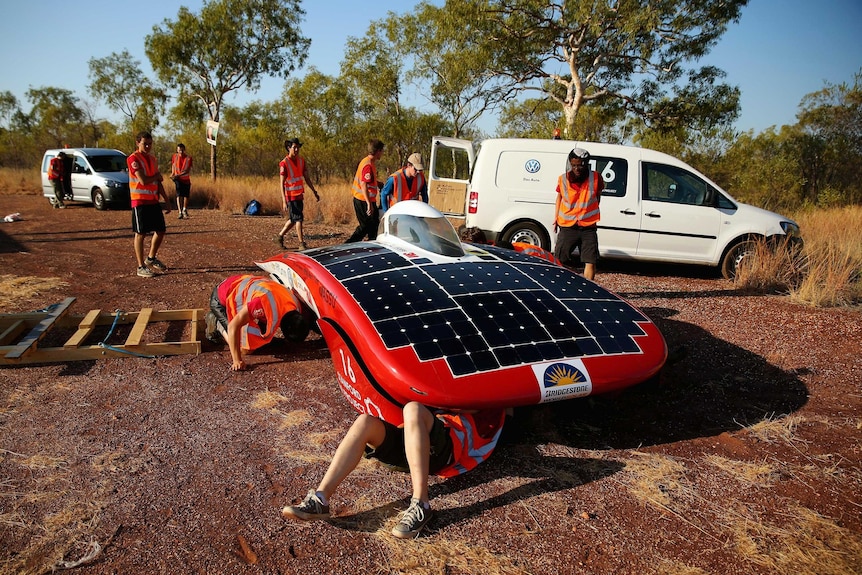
171, 153, 192, 183
225, 275, 300, 351
351, 156, 379, 202
127, 151, 160, 204
511, 242, 562, 265
556, 172, 602, 227
389, 168, 426, 206
280, 155, 306, 201
435, 410, 506, 478
48, 157, 64, 181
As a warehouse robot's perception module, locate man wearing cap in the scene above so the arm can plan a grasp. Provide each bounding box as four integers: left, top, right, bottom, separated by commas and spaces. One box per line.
379, 152, 427, 214
276, 137, 320, 250
554, 147, 604, 281
47, 151, 67, 209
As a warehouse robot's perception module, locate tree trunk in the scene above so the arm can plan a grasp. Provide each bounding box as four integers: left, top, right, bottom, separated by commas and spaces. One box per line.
210, 144, 217, 181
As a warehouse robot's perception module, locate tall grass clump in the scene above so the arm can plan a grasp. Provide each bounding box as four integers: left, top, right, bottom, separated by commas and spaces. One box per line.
193, 175, 355, 226
735, 205, 862, 307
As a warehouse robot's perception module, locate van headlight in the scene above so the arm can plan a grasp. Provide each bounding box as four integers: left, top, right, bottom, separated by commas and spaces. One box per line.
780, 221, 801, 238
104, 179, 124, 188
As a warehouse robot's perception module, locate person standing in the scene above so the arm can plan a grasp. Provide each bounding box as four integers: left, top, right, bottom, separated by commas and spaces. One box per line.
347, 139, 384, 243
379, 152, 427, 214
282, 403, 507, 539
128, 131, 171, 278
275, 137, 320, 250
170, 143, 193, 219
553, 147, 603, 281
47, 151, 67, 209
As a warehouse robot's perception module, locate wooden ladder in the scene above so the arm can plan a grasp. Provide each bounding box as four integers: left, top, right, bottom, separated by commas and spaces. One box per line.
0, 298, 205, 365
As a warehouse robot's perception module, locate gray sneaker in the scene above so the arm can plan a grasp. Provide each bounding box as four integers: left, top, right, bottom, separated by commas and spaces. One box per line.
145, 256, 167, 272
137, 266, 154, 278
281, 490, 330, 521
391, 498, 432, 539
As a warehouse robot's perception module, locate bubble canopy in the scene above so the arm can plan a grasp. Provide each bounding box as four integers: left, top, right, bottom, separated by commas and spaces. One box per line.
379, 200, 465, 258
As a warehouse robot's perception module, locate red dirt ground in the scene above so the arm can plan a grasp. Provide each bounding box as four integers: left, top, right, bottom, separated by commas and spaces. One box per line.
1, 192, 860, 575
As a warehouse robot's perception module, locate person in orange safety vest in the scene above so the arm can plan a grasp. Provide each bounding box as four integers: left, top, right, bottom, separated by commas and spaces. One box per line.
127, 131, 172, 278
282, 403, 508, 539
275, 137, 320, 250
347, 139, 384, 243
553, 147, 603, 281
47, 151, 67, 209
379, 152, 427, 214
205, 274, 309, 371
170, 143, 193, 219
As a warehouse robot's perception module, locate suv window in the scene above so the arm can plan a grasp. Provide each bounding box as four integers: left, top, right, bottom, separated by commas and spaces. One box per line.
642, 162, 709, 206
432, 143, 471, 180
89, 154, 127, 173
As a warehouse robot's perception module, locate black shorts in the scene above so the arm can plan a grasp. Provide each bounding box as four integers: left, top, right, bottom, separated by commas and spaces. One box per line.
287, 199, 304, 223
174, 180, 191, 197
132, 203, 166, 235
554, 224, 599, 265
364, 416, 453, 473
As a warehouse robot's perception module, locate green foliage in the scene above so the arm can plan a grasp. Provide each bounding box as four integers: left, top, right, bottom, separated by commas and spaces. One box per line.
88, 50, 168, 134
460, 0, 745, 139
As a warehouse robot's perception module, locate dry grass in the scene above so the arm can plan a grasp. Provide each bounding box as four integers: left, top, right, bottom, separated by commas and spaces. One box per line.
705, 455, 779, 486
0, 168, 39, 195
745, 414, 807, 445
0, 275, 69, 311
734, 205, 862, 307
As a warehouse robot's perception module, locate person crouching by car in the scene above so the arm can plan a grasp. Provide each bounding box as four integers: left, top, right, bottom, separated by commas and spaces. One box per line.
205, 274, 309, 371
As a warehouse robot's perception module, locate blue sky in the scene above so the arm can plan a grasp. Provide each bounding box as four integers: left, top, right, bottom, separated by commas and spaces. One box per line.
1, 0, 859, 136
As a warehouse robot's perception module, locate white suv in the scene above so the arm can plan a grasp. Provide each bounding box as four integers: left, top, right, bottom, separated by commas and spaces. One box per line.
41, 148, 130, 210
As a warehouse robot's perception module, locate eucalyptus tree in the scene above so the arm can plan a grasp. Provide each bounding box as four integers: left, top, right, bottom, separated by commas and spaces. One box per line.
145, 0, 311, 179
463, 0, 745, 138
88, 50, 168, 135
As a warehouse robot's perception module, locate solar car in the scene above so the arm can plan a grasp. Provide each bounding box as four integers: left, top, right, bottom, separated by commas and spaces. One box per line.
258, 201, 667, 425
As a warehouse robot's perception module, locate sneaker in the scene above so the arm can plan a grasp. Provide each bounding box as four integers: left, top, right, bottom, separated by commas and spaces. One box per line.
178, 211, 185, 219
300, 241, 309, 250
137, 265, 154, 278
145, 257, 168, 273
204, 311, 222, 343
391, 498, 432, 539
281, 490, 330, 521
183, 210, 189, 218
273, 235, 285, 249
58, 204, 66, 209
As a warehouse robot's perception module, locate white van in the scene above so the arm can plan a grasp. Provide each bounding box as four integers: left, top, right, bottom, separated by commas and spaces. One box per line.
41, 148, 130, 210
428, 137, 802, 278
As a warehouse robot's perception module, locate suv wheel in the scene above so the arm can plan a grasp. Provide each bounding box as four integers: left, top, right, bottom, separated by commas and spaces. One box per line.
721, 240, 756, 279
92, 188, 106, 210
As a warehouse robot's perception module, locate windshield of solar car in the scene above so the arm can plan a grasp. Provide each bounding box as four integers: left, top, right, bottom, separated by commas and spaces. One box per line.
387, 213, 464, 257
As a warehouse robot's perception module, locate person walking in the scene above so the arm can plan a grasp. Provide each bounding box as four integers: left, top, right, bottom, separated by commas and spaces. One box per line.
170, 143, 193, 219
347, 139, 384, 243
553, 147, 603, 281
282, 403, 507, 539
127, 131, 171, 278
275, 137, 320, 250
205, 274, 309, 371
47, 151, 67, 209
379, 152, 427, 214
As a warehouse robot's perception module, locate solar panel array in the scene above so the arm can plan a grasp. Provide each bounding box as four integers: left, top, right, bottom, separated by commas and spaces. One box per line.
310, 243, 648, 377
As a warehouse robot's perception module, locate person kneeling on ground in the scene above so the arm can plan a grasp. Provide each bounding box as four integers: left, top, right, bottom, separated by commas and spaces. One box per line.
205, 274, 309, 371
282, 403, 508, 539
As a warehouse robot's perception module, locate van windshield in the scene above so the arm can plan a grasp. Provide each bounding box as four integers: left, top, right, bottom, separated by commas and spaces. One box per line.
89, 154, 127, 173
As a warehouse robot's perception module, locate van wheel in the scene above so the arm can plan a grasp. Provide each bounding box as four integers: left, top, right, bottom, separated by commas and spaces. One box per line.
501, 223, 549, 250
92, 188, 106, 210
721, 240, 755, 279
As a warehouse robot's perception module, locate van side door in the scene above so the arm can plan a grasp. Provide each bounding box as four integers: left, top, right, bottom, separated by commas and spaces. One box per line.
69, 154, 92, 201
591, 155, 639, 258
636, 162, 722, 263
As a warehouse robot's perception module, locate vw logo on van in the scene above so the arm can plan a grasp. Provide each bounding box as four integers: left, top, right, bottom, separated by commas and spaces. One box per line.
525, 159, 541, 174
